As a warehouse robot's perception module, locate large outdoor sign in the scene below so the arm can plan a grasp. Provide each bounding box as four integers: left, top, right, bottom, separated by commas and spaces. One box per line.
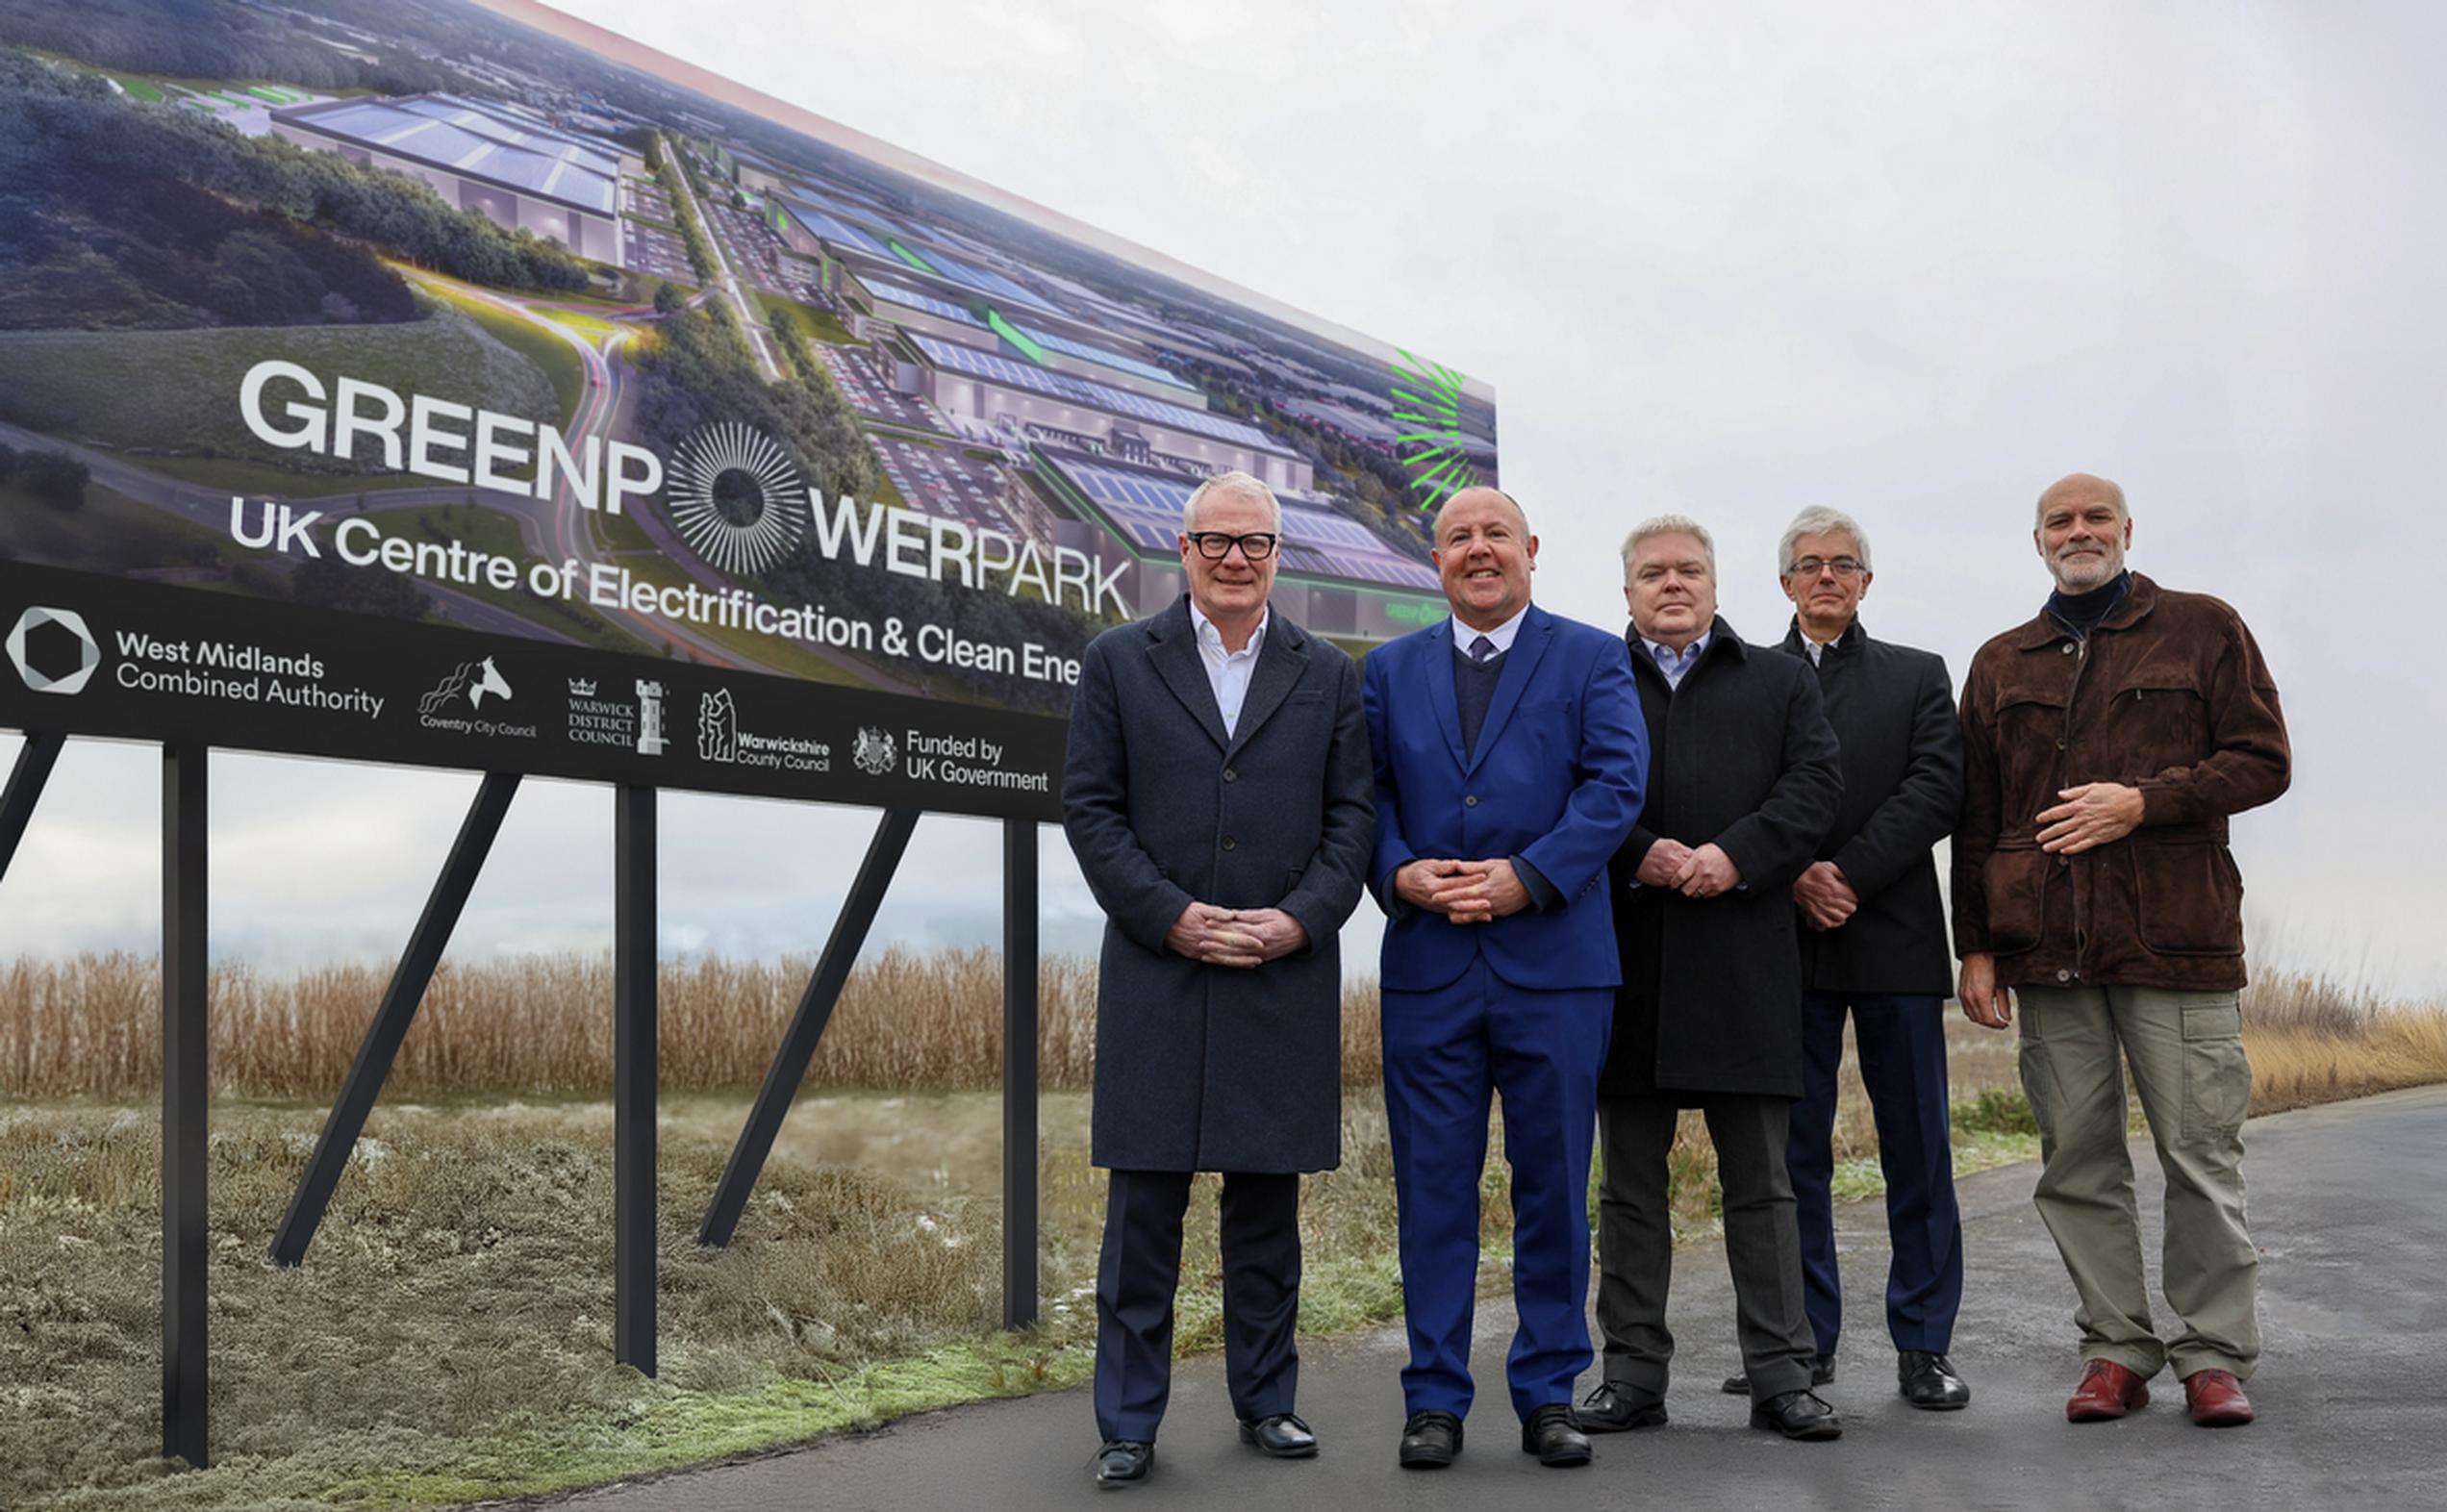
0, 0, 1500, 816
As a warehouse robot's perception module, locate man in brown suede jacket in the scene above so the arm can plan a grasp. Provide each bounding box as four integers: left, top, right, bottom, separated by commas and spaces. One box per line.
1954, 473, 2288, 1431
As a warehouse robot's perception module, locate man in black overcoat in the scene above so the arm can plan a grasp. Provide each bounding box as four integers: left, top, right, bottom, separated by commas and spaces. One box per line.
1578, 515, 1846, 1443
1717, 506, 1971, 1410
1061, 470, 1374, 1488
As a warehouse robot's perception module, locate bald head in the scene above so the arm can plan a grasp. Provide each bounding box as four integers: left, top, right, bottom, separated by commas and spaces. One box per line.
2035, 472, 2128, 524
1439, 485, 1529, 536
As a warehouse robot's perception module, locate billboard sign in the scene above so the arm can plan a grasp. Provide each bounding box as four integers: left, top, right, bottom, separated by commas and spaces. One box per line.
0, 0, 1500, 817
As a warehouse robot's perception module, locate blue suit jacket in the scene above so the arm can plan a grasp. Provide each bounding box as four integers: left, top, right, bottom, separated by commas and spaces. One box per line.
1363, 603, 1649, 993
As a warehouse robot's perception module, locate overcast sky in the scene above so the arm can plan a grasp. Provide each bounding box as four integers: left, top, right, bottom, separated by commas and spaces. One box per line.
4, 0, 2439, 998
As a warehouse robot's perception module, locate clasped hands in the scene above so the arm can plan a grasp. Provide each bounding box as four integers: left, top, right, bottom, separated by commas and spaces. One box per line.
1791, 860, 1860, 930
1633, 839, 1743, 899
1167, 902, 1308, 968
1394, 857, 1530, 924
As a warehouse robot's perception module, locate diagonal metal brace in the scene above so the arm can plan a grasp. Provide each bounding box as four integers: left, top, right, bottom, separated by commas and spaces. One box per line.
270, 771, 520, 1266
0, 731, 66, 887
698, 807, 920, 1247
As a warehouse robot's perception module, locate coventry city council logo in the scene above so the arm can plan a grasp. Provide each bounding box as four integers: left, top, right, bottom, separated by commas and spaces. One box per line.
417, 657, 513, 716
665, 420, 806, 575
852, 725, 897, 777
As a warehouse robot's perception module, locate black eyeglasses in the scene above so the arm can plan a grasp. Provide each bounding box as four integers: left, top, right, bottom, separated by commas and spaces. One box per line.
1785, 556, 1865, 580
1185, 531, 1278, 561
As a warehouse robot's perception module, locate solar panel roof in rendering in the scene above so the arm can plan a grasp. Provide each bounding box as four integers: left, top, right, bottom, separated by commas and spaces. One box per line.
1017, 324, 1195, 391
1057, 458, 1441, 589
279, 97, 619, 214
861, 279, 985, 327
911, 335, 1283, 453
777, 198, 896, 260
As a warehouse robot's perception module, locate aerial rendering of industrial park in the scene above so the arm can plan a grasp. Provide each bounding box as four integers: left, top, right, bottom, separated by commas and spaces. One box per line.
0, 0, 1500, 713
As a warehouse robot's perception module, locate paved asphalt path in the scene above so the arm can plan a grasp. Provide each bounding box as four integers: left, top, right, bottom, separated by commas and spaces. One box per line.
545, 1086, 2447, 1511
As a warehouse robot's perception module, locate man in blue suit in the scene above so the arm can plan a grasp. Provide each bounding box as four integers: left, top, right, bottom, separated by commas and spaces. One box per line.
1362, 486, 1648, 1471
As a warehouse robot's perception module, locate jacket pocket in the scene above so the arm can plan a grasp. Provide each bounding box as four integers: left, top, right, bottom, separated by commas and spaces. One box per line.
1980, 842, 2050, 955
2178, 997, 2251, 1140
2130, 840, 2245, 956
2112, 674, 2210, 772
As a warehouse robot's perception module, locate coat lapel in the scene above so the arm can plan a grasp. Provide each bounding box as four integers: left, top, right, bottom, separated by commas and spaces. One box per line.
1147, 598, 1229, 752
1224, 619, 1309, 759
1464, 605, 1556, 774
1425, 616, 1468, 770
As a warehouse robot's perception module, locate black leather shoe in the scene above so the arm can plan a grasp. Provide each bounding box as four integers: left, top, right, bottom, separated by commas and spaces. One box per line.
1751, 1389, 1843, 1441
1238, 1412, 1319, 1458
1399, 1409, 1462, 1469
1520, 1403, 1593, 1466
1094, 1439, 1153, 1487
1899, 1350, 1971, 1410
1575, 1380, 1668, 1432
1723, 1354, 1835, 1396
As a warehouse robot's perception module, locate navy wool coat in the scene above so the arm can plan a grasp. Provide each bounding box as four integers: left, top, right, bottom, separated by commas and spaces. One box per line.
1062, 596, 1375, 1173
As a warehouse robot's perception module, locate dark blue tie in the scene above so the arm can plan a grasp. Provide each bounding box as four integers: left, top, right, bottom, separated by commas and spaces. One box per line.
1469, 634, 1497, 664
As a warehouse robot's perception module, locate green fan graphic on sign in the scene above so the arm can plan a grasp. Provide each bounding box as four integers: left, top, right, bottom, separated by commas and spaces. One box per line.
1389, 349, 1479, 511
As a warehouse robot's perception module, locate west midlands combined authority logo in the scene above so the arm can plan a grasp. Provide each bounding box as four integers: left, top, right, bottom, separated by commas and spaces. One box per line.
7, 607, 100, 695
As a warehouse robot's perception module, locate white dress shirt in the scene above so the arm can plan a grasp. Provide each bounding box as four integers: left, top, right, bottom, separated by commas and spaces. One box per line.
1451, 603, 1531, 661
1191, 600, 1269, 738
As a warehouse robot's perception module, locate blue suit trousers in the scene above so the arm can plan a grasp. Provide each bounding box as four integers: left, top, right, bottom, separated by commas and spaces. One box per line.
1382, 955, 1610, 1422
1787, 991, 1964, 1356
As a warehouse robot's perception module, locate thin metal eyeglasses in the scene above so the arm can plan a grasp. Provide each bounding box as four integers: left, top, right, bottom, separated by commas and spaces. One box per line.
1785, 556, 1865, 579
1185, 531, 1279, 560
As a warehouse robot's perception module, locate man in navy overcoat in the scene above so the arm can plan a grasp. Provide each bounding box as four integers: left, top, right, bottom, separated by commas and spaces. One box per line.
1361, 486, 1647, 1471
1063, 470, 1375, 1488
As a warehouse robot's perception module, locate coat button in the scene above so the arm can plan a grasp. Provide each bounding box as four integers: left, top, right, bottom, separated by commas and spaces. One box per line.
2061, 643, 2076, 655
1223, 768, 1237, 782
2055, 738, 2066, 750
1221, 835, 1237, 850
2057, 854, 2070, 867
2056, 969, 2071, 982
1464, 794, 1478, 807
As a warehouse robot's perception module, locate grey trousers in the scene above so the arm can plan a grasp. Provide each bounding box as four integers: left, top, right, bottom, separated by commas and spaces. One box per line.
1596, 1092, 1818, 1402
2015, 985, 2259, 1380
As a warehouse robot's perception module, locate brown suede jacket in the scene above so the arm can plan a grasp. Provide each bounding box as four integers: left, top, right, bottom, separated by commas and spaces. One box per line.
1952, 573, 2289, 992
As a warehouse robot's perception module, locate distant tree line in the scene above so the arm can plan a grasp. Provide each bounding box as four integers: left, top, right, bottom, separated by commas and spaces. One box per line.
0, 45, 586, 331
0, 442, 89, 511
0, 0, 469, 94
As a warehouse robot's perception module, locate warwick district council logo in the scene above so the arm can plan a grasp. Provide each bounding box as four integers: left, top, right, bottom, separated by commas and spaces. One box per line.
853, 726, 897, 777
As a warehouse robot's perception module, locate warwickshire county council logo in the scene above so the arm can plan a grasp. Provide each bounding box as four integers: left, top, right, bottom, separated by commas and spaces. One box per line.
853, 726, 897, 777
698, 689, 739, 763
666, 420, 806, 575
1387, 348, 1481, 510
6, 606, 100, 695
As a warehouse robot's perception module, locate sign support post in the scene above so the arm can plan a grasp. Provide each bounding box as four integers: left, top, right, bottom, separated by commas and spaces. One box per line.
0, 731, 63, 883
162, 742, 210, 1469
1001, 818, 1039, 1329
698, 807, 919, 1247
271, 772, 522, 1267
614, 784, 657, 1375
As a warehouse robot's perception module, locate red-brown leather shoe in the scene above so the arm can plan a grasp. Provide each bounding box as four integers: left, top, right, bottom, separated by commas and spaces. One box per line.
2182, 1369, 2256, 1427
2065, 1359, 2150, 1422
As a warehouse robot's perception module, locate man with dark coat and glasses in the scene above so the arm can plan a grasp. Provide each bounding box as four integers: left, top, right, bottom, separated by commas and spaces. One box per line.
1062, 470, 1374, 1488
1714, 505, 1971, 1411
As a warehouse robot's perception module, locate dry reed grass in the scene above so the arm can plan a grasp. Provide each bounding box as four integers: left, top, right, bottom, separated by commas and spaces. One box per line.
0, 949, 1387, 1100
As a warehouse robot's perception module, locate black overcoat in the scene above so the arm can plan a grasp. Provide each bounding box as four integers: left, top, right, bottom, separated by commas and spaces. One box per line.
1602, 617, 1842, 1100
1769, 618, 1964, 997
1061, 596, 1374, 1173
